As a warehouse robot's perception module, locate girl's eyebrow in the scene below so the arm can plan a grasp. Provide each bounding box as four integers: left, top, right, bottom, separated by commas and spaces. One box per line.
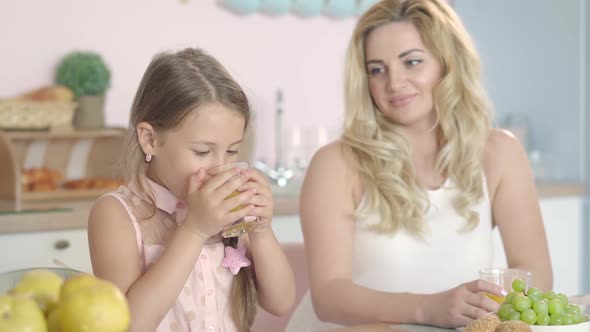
192, 139, 243, 146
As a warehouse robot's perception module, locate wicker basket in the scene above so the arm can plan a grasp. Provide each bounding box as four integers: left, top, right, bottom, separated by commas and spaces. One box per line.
0, 99, 76, 130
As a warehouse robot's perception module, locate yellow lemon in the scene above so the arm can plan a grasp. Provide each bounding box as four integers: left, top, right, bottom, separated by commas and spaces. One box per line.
10, 269, 63, 315
0, 294, 47, 332
47, 307, 61, 332
59, 274, 130, 332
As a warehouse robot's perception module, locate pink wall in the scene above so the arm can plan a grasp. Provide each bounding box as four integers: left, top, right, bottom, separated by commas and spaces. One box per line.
0, 0, 356, 165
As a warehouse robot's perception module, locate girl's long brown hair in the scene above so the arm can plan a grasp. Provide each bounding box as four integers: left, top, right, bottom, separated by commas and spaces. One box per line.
123, 47, 256, 331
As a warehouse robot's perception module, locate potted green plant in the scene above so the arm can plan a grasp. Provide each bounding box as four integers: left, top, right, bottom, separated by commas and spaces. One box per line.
56, 51, 111, 130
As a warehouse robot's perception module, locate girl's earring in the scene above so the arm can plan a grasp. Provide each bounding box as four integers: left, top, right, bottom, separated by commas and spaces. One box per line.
145, 154, 152, 163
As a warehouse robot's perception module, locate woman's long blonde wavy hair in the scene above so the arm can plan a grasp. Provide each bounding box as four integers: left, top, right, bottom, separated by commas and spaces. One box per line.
123, 48, 256, 332
342, 0, 492, 237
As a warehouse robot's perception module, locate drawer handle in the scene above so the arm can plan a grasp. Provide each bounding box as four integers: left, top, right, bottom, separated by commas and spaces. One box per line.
54, 240, 70, 250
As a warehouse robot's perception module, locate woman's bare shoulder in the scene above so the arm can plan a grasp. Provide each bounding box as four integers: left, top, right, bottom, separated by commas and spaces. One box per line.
485, 128, 522, 152
311, 140, 358, 171
483, 128, 529, 198
305, 140, 363, 205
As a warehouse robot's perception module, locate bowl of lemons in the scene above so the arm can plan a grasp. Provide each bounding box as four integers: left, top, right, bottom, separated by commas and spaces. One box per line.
0, 267, 130, 332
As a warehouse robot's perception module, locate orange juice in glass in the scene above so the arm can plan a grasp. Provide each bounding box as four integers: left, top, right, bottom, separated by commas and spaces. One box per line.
209, 162, 261, 238
479, 268, 532, 304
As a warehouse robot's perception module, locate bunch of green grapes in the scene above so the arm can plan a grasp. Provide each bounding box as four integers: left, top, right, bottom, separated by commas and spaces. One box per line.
497, 279, 588, 326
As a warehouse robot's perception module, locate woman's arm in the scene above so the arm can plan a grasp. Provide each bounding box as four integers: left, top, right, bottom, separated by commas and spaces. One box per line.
485, 129, 553, 290
303, 142, 505, 328
88, 196, 207, 332
301, 142, 424, 325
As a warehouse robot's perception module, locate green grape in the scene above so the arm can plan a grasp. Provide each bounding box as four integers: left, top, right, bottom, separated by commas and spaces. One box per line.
513, 295, 532, 312
562, 313, 575, 325
573, 313, 587, 324
498, 303, 516, 320
565, 303, 581, 314
512, 279, 526, 292
550, 314, 563, 326
543, 290, 557, 300
533, 299, 549, 316
536, 313, 550, 326
521, 308, 536, 325
549, 299, 565, 316
527, 288, 543, 302
508, 311, 521, 321
504, 291, 518, 305
557, 293, 569, 306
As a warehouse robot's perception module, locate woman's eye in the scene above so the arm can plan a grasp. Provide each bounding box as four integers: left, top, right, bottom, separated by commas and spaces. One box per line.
368, 67, 385, 76
193, 150, 210, 156
406, 59, 423, 67
227, 150, 239, 155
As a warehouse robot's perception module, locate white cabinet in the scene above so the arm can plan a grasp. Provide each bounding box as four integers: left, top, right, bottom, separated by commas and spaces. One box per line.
272, 214, 303, 243
492, 196, 584, 296
0, 229, 92, 274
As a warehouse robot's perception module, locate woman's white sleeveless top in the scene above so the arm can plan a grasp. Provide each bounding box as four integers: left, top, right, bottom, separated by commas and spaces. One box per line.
286, 176, 494, 331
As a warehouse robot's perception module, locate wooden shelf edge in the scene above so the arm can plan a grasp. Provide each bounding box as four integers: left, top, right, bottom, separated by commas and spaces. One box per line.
22, 188, 115, 201
2, 127, 127, 140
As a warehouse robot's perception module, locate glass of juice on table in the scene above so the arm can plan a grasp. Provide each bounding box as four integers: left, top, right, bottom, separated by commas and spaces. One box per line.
479, 268, 532, 303
209, 162, 263, 238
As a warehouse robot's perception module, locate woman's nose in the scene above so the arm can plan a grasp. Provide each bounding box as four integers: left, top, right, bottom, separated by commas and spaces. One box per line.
387, 68, 406, 91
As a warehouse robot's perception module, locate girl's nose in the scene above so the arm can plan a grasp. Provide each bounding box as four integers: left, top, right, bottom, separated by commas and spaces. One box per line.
212, 155, 231, 169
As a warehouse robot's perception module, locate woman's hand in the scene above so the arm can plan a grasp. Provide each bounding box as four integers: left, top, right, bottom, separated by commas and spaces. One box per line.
419, 279, 506, 328
236, 168, 274, 227
183, 167, 257, 239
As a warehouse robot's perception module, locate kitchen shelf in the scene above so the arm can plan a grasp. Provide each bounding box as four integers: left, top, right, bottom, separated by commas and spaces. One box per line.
0, 128, 126, 211
2, 128, 127, 140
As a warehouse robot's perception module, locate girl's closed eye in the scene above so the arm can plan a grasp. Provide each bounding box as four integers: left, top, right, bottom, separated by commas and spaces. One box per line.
193, 150, 210, 156
227, 150, 239, 155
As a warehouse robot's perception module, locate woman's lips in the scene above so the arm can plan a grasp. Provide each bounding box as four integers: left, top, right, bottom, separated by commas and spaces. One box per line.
389, 93, 417, 107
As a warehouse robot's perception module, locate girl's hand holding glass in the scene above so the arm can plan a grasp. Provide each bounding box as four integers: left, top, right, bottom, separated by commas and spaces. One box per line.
234, 167, 273, 228
183, 166, 256, 240
208, 162, 271, 238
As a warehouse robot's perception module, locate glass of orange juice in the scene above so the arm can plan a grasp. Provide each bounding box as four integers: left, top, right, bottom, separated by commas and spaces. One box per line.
479, 268, 532, 303
209, 162, 262, 238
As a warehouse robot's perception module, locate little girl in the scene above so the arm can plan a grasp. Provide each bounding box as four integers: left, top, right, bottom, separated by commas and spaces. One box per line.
88, 48, 296, 332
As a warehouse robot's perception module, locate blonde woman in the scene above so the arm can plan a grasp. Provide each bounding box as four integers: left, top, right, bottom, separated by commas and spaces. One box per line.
287, 0, 552, 330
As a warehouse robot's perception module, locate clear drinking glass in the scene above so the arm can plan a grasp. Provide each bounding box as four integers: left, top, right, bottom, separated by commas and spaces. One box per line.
209, 162, 262, 238
479, 268, 533, 303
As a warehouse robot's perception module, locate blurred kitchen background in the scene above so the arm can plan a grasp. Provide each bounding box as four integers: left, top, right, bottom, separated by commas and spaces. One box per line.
0, 0, 589, 297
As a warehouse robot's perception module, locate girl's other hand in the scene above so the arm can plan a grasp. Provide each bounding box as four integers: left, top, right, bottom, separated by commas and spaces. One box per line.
235, 169, 274, 225
183, 167, 256, 239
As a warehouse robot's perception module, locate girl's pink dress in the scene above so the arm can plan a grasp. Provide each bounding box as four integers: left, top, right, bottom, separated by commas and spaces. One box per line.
105, 179, 238, 332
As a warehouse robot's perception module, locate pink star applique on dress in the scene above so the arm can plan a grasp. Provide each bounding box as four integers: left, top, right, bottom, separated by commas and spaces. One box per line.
220, 245, 251, 275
